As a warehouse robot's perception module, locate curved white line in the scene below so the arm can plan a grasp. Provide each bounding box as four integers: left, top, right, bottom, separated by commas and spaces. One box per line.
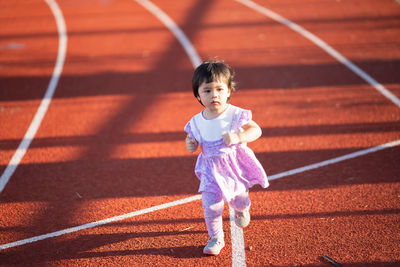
235, 0, 400, 108
0, 0, 67, 194
135, 0, 202, 68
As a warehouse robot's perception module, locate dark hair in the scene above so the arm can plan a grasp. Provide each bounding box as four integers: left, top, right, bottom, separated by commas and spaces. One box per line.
192, 60, 236, 105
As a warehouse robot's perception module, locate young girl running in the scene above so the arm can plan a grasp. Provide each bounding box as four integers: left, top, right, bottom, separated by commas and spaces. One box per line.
184, 60, 269, 256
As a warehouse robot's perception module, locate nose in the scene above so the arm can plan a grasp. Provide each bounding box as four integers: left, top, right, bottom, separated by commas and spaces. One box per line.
211, 90, 218, 98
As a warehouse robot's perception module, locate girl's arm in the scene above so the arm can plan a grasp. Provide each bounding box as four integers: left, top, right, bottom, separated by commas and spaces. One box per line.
223, 120, 262, 146
186, 134, 199, 153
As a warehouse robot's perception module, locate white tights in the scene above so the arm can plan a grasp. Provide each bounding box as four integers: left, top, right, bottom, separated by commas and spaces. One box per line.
202, 191, 251, 238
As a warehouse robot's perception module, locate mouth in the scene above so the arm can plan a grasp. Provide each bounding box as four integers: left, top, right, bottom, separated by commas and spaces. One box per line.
211, 101, 220, 105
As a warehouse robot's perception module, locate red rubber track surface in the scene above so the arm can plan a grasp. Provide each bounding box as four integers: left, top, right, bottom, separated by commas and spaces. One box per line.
1, 0, 399, 266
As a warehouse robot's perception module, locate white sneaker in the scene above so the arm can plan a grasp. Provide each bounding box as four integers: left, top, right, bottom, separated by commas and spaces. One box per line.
234, 208, 250, 228
203, 236, 225, 255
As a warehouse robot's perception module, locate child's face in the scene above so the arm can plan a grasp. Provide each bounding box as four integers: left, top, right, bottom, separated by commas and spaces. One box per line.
197, 80, 231, 113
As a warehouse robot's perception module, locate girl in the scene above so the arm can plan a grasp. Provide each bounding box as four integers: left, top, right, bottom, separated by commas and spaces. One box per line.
184, 60, 269, 256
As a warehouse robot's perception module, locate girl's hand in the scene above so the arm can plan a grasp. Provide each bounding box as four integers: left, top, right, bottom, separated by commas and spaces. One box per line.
223, 120, 262, 146
186, 134, 199, 153
222, 132, 241, 146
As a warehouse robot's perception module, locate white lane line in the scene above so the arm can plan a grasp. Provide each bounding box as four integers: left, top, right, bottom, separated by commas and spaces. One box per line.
0, 195, 202, 250
234, 0, 400, 108
134, 1, 245, 265
135, 0, 202, 68
229, 205, 246, 267
0, 0, 67, 194
1, 139, 399, 251
268, 139, 400, 181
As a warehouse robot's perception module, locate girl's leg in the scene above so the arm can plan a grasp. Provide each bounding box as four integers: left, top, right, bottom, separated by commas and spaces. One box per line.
230, 191, 251, 228
202, 191, 224, 239
230, 190, 251, 211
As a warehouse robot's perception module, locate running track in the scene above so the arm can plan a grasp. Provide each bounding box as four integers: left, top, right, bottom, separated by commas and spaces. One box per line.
1, 0, 400, 266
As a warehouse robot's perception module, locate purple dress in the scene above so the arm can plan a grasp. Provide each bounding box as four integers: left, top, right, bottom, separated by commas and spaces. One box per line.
185, 105, 269, 202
